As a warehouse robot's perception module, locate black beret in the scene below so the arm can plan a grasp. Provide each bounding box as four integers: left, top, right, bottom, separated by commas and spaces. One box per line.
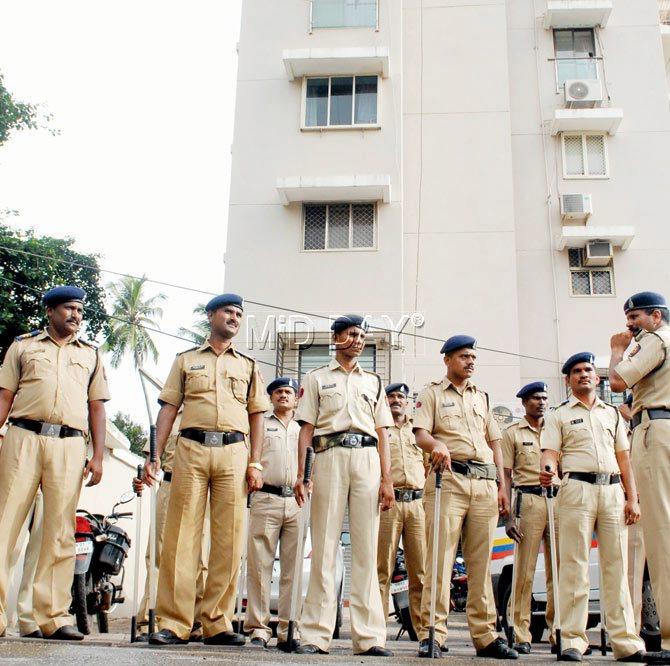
623, 291, 667, 314
385, 382, 410, 396
440, 335, 476, 355
331, 314, 368, 334
266, 377, 299, 395
561, 352, 596, 375
516, 381, 548, 399
42, 286, 86, 307
205, 293, 244, 313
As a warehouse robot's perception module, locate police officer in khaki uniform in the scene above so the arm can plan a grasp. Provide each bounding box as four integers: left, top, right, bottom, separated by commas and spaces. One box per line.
413, 335, 517, 659
540, 352, 646, 662
0, 286, 109, 640
294, 314, 395, 657
146, 293, 270, 646
377, 382, 426, 637
502, 381, 558, 654
246, 377, 301, 651
609, 292, 670, 653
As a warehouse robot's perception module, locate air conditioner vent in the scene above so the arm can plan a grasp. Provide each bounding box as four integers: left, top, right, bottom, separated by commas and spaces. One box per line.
560, 194, 592, 221
564, 79, 603, 108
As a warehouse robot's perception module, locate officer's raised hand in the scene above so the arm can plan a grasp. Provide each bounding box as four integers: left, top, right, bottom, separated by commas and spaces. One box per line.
430, 441, 452, 472
610, 330, 634, 352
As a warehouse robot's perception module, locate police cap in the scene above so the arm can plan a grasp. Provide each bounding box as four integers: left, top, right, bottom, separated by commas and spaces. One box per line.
561, 352, 596, 375
266, 377, 299, 395
205, 293, 244, 313
623, 291, 668, 314
516, 381, 548, 400
42, 286, 86, 307
331, 314, 369, 334
385, 382, 410, 396
440, 335, 476, 355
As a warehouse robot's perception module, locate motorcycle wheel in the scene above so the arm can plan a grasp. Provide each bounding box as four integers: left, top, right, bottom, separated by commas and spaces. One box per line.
400, 606, 418, 642
72, 574, 91, 635
97, 611, 109, 634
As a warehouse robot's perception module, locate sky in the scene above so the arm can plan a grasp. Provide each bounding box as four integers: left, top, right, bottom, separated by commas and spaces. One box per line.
0, 0, 243, 426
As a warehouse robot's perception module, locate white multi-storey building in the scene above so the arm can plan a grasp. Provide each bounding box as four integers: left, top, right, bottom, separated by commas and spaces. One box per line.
226, 0, 670, 412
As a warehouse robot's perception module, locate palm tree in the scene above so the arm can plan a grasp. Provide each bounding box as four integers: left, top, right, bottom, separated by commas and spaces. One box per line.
102, 276, 166, 423
177, 303, 209, 345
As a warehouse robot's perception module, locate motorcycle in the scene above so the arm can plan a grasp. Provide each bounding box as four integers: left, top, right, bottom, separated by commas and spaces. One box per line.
390, 548, 417, 641
450, 555, 467, 612
70, 491, 134, 634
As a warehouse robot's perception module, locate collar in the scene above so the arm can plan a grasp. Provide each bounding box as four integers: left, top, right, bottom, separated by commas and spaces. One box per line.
198, 339, 238, 357
41, 328, 82, 346
393, 414, 413, 429
266, 411, 294, 423
568, 394, 605, 410
328, 358, 363, 374
518, 416, 542, 432
440, 377, 475, 394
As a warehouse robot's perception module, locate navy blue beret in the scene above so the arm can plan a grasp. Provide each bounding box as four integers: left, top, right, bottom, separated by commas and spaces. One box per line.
42, 286, 86, 307
440, 335, 476, 355
331, 314, 368, 334
267, 377, 299, 395
623, 291, 667, 314
516, 381, 548, 399
385, 382, 410, 396
561, 352, 596, 375
205, 293, 244, 313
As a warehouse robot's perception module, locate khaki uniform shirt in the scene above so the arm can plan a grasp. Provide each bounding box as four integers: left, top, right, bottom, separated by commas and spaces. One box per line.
615, 325, 670, 415
501, 417, 542, 486
542, 395, 628, 474
413, 378, 501, 464
144, 413, 181, 473
388, 416, 425, 490
261, 412, 300, 487
295, 359, 393, 439
0, 329, 110, 433
159, 341, 270, 433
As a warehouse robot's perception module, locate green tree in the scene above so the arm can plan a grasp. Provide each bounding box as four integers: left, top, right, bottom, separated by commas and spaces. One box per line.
111, 412, 147, 456
102, 276, 166, 422
177, 303, 209, 345
0, 221, 108, 354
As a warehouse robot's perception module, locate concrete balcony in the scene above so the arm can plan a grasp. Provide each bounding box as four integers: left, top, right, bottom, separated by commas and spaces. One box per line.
555, 225, 635, 250
550, 107, 623, 135
276, 174, 391, 205
543, 0, 613, 29
282, 47, 390, 81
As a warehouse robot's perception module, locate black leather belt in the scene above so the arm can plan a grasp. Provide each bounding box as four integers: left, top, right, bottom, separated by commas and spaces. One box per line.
517, 485, 559, 496
163, 471, 172, 483
450, 459, 498, 481
180, 428, 245, 447
394, 488, 424, 502
313, 432, 377, 452
631, 408, 670, 430
9, 418, 84, 439
259, 483, 294, 498
569, 472, 621, 485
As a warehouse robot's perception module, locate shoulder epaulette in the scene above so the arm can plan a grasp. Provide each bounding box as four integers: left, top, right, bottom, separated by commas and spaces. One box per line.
14, 330, 40, 341
310, 364, 329, 373
177, 346, 200, 356
79, 339, 98, 350
429, 380, 441, 386
551, 400, 569, 411
236, 350, 256, 363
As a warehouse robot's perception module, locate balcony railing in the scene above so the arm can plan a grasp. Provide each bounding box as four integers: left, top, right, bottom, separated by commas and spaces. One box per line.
551, 57, 603, 92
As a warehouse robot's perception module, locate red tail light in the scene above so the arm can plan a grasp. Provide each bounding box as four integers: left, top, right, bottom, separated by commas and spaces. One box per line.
75, 516, 93, 541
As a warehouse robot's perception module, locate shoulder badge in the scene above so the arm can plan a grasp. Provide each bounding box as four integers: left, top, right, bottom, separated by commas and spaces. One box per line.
79, 339, 98, 350
629, 344, 641, 358
177, 346, 200, 356
15, 330, 40, 342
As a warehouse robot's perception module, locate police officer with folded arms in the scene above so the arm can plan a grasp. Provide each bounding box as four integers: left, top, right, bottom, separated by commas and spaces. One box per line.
540, 352, 645, 662
246, 377, 301, 651
0, 286, 109, 640
146, 293, 270, 646
293, 314, 395, 657
413, 335, 517, 659
377, 382, 426, 638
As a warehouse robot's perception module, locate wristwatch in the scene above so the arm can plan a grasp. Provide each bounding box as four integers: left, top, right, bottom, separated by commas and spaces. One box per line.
248, 462, 263, 472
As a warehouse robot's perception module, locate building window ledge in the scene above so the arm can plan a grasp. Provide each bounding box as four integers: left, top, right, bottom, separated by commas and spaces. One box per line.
551, 107, 623, 135
544, 0, 613, 29
283, 47, 390, 81
277, 174, 391, 205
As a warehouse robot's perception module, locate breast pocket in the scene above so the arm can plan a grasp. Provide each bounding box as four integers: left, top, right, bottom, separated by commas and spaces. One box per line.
319, 387, 344, 411
228, 373, 249, 403
264, 433, 282, 452
566, 424, 592, 445
22, 351, 52, 380
520, 445, 540, 468
185, 370, 210, 394
68, 359, 92, 387
438, 406, 463, 430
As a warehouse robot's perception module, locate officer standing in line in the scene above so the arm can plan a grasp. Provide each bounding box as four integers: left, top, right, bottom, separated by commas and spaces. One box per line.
146, 293, 270, 647
540, 352, 646, 662
0, 286, 109, 640
609, 292, 670, 653
502, 382, 558, 654
246, 377, 302, 651
293, 314, 395, 657
413, 335, 517, 659
376, 382, 426, 638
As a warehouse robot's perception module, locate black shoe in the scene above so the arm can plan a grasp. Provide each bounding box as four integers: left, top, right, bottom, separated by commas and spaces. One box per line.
559, 648, 583, 662
584, 647, 592, 656
149, 629, 188, 645
295, 644, 329, 654
249, 637, 267, 648
277, 639, 300, 652
418, 639, 442, 658
203, 631, 246, 646
617, 651, 646, 663
646, 651, 670, 665
44, 626, 84, 641
355, 646, 394, 657
189, 622, 203, 642
476, 638, 519, 659
441, 642, 449, 653
21, 630, 43, 639
515, 642, 531, 654
134, 633, 149, 643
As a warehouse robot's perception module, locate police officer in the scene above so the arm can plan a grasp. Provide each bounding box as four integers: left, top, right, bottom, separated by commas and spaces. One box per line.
294, 314, 395, 657
540, 352, 645, 662
246, 376, 301, 651
609, 292, 670, 652
0, 286, 109, 640
147, 293, 270, 646
414, 335, 517, 659
376, 382, 426, 638
502, 381, 558, 654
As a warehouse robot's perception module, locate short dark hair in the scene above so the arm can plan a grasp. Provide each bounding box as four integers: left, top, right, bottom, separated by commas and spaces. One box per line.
643, 307, 670, 323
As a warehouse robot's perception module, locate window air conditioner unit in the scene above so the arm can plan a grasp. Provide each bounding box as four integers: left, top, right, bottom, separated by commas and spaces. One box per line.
565, 79, 603, 107
584, 240, 612, 266
560, 194, 592, 221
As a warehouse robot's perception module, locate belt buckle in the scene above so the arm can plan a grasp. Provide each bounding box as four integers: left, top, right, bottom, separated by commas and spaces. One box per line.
281, 486, 293, 497
204, 431, 224, 447
40, 422, 62, 437
595, 472, 609, 485
401, 490, 412, 502
342, 434, 359, 448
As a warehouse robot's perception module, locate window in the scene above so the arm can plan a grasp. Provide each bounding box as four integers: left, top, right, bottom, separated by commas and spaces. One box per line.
554, 28, 597, 86
597, 376, 625, 405
303, 203, 376, 250
298, 344, 375, 380
568, 248, 614, 296
305, 76, 378, 128
311, 0, 378, 29
562, 133, 607, 178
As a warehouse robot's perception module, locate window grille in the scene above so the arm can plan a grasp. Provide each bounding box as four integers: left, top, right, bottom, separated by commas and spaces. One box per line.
562, 133, 607, 177
569, 248, 614, 296
303, 203, 376, 251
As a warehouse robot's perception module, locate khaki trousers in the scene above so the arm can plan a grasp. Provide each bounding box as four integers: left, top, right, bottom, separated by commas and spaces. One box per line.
510, 492, 557, 645
156, 436, 247, 640
17, 492, 44, 635
138, 477, 208, 629
246, 491, 301, 642
300, 446, 386, 653
418, 472, 499, 649
626, 522, 645, 634
632, 419, 670, 649
377, 496, 426, 634
0, 426, 86, 635
557, 477, 645, 658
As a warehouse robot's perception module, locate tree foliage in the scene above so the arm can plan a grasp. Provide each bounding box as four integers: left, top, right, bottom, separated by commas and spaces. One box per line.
111, 411, 147, 456
177, 303, 209, 345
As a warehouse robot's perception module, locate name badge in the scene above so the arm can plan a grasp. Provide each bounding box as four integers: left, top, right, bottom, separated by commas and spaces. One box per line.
322, 383, 337, 390
441, 401, 455, 408
522, 441, 533, 446
266, 427, 279, 432
190, 364, 205, 371
570, 418, 583, 425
